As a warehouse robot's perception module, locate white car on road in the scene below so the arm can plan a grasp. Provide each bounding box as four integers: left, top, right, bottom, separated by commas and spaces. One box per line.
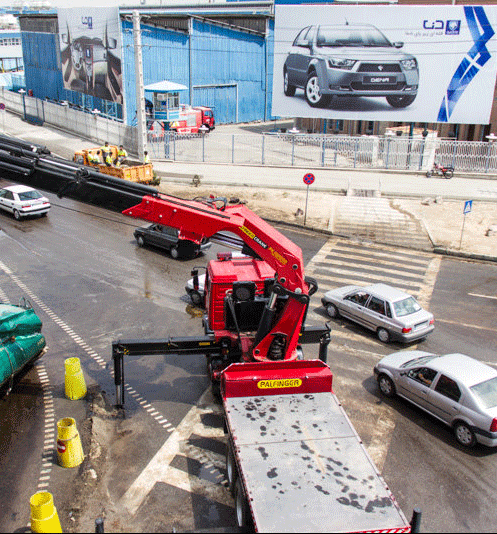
0, 185, 50, 220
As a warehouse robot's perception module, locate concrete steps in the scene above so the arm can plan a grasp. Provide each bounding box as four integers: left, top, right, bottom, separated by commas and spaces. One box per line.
330, 196, 433, 251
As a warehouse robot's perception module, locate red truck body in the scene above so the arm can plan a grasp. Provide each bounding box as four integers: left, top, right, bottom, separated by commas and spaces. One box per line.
170, 106, 215, 134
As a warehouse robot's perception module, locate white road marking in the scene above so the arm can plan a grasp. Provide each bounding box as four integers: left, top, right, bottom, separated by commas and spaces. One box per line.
120, 388, 226, 515
468, 292, 497, 300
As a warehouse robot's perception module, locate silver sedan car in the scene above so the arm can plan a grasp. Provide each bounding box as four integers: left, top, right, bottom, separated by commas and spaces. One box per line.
374, 351, 497, 448
321, 283, 434, 343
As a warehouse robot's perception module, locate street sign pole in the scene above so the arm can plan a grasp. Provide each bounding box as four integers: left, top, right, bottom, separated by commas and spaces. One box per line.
304, 184, 310, 226
460, 200, 473, 249
303, 173, 315, 226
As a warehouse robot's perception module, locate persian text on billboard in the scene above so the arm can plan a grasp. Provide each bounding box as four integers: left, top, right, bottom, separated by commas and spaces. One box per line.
58, 7, 123, 104
273, 4, 497, 124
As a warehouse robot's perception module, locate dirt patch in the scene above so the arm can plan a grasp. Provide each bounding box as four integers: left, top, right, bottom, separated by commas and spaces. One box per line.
159, 182, 497, 257
394, 198, 497, 256
158, 182, 335, 232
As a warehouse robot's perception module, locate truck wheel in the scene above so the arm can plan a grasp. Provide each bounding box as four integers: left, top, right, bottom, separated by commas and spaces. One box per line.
226, 442, 237, 495
234, 478, 252, 529
170, 246, 179, 259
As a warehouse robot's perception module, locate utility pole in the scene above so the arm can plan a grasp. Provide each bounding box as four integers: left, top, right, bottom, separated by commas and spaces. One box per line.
133, 10, 147, 159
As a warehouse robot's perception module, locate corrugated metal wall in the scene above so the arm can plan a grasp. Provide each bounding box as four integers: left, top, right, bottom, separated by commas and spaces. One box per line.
123, 16, 274, 126
21, 11, 276, 126
121, 19, 190, 125
22, 31, 61, 100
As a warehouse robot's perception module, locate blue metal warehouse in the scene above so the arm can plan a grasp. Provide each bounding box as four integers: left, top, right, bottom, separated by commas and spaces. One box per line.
18, 4, 275, 126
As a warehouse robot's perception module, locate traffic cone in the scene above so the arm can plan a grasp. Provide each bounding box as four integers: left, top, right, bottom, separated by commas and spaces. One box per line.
56, 417, 84, 468
29, 491, 62, 533
64, 357, 87, 400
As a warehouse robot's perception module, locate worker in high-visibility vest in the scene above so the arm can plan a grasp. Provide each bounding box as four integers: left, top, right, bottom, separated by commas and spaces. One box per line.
100, 141, 111, 163
104, 151, 113, 167
87, 151, 99, 165
143, 151, 151, 164
115, 145, 128, 167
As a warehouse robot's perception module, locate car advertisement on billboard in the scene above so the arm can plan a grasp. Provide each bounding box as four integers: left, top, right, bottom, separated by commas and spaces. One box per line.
273, 4, 497, 124
58, 7, 123, 104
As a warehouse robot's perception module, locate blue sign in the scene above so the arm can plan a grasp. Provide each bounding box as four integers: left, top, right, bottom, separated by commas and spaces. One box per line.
464, 200, 473, 214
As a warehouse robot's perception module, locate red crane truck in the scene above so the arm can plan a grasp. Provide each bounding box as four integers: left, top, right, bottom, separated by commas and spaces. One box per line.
108, 191, 416, 532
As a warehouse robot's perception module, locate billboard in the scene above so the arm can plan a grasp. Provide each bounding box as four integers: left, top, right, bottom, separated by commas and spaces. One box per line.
58, 7, 123, 104
273, 4, 497, 124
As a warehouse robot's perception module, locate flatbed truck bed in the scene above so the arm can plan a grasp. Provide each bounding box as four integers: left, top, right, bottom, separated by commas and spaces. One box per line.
222, 360, 410, 533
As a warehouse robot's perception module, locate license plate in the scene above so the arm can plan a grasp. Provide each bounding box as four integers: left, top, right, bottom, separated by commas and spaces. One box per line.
364, 75, 396, 84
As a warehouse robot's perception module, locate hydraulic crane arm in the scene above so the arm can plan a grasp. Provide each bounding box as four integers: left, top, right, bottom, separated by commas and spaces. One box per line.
123, 193, 318, 363
123, 193, 307, 294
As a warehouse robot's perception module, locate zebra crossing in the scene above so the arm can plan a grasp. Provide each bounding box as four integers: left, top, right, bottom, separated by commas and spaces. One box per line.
305, 237, 441, 342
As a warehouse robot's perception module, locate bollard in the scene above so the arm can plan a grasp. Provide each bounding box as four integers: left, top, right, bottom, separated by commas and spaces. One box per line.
65, 357, 87, 400
29, 491, 62, 533
57, 417, 84, 468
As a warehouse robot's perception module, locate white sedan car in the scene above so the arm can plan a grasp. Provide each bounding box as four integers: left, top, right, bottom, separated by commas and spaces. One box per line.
374, 351, 497, 448
321, 283, 434, 343
0, 185, 50, 220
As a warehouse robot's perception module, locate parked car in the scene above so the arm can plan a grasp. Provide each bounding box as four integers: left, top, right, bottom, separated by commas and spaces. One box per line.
374, 351, 497, 448
0, 185, 50, 220
321, 283, 434, 343
283, 24, 418, 109
185, 272, 206, 306
134, 223, 211, 259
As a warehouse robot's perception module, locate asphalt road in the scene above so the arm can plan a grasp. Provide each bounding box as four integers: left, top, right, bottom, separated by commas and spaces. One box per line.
0, 174, 496, 532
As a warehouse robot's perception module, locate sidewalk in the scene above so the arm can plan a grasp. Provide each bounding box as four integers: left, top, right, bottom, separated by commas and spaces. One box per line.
3, 112, 497, 260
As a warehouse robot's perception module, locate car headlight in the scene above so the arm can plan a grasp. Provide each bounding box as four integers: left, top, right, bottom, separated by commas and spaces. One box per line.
401, 58, 417, 70
328, 58, 356, 70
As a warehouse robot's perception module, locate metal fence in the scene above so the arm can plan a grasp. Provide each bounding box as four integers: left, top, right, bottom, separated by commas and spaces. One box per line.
148, 131, 497, 173
3, 87, 497, 174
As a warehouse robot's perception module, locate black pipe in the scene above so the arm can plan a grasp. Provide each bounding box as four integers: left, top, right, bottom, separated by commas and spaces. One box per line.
0, 161, 34, 175
0, 133, 50, 154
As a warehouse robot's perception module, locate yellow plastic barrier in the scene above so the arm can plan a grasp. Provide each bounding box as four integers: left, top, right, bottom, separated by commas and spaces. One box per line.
29, 491, 62, 533
57, 417, 84, 468
64, 357, 87, 400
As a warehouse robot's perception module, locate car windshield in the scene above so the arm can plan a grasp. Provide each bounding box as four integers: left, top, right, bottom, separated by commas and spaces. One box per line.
393, 296, 421, 317
18, 190, 43, 201
470, 377, 497, 409
400, 355, 436, 369
316, 27, 392, 48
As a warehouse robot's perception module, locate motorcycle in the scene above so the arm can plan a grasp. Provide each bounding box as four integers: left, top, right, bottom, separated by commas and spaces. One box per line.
426, 162, 454, 179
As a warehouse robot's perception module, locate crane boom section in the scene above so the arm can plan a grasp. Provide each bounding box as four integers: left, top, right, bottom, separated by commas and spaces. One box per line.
123, 194, 307, 293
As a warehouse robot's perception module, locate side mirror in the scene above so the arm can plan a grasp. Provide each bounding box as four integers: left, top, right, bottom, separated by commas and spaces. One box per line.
393, 42, 404, 49
191, 269, 199, 290
61, 34, 68, 45
107, 37, 117, 50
